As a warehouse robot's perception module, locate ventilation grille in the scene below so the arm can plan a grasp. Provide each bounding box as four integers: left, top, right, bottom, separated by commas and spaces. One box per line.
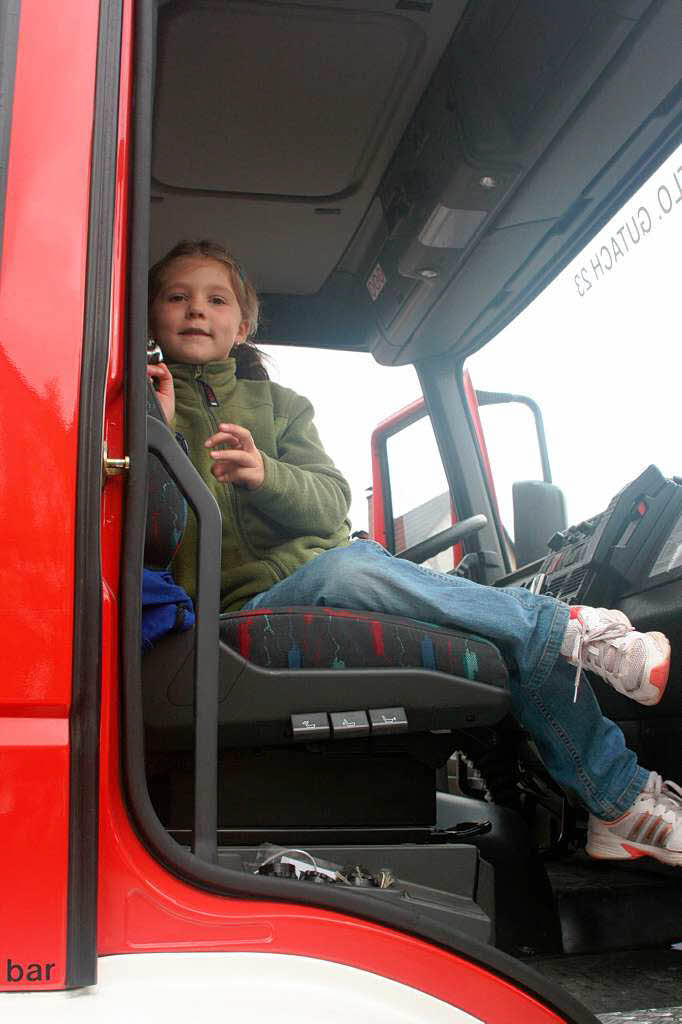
544, 565, 590, 601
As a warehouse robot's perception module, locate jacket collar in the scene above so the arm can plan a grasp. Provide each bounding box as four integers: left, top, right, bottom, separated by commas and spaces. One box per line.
168, 357, 238, 399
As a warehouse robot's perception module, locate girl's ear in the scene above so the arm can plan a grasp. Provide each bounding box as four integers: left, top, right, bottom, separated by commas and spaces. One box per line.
235, 319, 250, 344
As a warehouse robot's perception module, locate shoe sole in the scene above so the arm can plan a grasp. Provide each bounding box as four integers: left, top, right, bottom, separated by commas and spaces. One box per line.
586, 833, 682, 866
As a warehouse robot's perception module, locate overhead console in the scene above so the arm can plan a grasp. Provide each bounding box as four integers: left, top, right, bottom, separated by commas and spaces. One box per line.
367, 0, 682, 365
508, 466, 682, 609
366, 2, 633, 347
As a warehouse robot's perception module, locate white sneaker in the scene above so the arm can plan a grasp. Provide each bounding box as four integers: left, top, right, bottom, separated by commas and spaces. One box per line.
560, 605, 670, 706
586, 772, 682, 866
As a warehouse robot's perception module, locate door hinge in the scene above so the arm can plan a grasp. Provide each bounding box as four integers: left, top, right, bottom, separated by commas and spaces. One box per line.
102, 441, 130, 478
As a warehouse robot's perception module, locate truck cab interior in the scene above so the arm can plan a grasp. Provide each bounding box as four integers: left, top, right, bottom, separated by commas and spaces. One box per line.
126, 1, 682, 1013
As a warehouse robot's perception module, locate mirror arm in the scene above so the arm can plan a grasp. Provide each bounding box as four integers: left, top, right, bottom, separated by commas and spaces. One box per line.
475, 390, 552, 484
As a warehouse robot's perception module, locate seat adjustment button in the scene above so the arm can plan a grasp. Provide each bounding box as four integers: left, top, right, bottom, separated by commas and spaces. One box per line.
330, 710, 370, 738
369, 707, 408, 733
291, 712, 330, 740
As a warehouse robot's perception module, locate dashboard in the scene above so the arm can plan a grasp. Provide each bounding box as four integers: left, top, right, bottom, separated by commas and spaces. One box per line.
498, 466, 682, 724
528, 465, 682, 606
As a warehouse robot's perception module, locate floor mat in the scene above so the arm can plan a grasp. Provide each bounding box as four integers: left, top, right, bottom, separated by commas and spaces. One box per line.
528, 948, 682, 1015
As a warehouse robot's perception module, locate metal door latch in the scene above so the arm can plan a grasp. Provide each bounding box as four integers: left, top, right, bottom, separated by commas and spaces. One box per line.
102, 441, 130, 478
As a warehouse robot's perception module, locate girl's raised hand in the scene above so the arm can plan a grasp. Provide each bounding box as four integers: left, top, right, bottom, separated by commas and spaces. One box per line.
146, 362, 175, 424
205, 423, 265, 490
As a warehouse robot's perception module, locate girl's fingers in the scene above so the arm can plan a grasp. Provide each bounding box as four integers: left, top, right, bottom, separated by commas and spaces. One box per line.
146, 363, 175, 423
217, 423, 256, 448
209, 449, 254, 466
211, 460, 258, 479
218, 422, 250, 438
146, 362, 171, 383
210, 445, 265, 489
205, 430, 241, 449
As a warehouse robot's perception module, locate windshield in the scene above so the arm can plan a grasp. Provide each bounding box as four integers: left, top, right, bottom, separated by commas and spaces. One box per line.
466, 144, 682, 537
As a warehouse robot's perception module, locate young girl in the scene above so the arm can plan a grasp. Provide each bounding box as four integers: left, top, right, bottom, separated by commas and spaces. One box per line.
147, 239, 682, 866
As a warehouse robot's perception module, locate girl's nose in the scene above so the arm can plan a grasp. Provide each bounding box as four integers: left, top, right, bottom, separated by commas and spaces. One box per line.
187, 301, 205, 317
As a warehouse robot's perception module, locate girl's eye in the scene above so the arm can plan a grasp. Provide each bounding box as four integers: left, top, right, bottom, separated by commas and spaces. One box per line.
168, 293, 186, 302
210, 296, 227, 305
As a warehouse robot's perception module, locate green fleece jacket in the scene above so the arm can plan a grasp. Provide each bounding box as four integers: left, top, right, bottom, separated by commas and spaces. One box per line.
168, 358, 351, 611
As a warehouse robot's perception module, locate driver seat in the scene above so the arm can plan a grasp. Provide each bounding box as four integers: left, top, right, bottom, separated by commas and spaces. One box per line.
142, 392, 511, 841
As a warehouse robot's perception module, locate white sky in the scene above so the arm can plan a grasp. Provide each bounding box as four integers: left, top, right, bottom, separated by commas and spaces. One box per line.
263, 144, 682, 538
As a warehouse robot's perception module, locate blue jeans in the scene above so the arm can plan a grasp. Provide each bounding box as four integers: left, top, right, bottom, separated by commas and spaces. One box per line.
242, 540, 648, 820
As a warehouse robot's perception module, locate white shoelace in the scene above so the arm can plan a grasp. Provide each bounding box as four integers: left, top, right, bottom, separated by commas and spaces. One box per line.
620, 774, 682, 849
646, 772, 682, 808
571, 611, 633, 702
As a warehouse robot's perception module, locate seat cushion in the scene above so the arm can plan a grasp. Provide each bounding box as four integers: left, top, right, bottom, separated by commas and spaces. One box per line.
220, 605, 508, 686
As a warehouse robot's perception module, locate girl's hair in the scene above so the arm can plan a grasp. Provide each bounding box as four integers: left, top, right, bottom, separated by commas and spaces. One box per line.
148, 239, 269, 380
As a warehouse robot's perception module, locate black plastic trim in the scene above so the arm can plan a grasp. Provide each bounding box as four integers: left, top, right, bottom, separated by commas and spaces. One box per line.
66, 0, 123, 990
120, 5, 598, 1022
0, 0, 20, 265
147, 417, 221, 859
151, 172, 362, 205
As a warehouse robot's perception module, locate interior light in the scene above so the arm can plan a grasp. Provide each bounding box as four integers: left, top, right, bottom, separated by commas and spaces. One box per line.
419, 205, 486, 248
479, 175, 497, 190
417, 267, 439, 279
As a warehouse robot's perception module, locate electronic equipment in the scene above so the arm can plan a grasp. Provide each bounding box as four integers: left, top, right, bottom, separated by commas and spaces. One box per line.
529, 465, 682, 606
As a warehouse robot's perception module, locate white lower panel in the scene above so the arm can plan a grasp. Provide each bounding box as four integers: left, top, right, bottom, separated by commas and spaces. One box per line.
1, 952, 483, 1022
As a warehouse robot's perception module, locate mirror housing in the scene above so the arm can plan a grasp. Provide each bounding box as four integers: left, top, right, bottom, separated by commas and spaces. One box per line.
512, 481, 567, 567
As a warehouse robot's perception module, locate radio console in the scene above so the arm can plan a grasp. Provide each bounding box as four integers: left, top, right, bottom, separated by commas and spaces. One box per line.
524, 466, 682, 607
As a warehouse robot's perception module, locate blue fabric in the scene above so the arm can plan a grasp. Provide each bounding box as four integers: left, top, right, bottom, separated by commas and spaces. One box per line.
141, 568, 195, 651
420, 635, 436, 670
242, 540, 648, 820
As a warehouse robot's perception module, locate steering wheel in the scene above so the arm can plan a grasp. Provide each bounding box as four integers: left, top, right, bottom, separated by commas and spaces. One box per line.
394, 514, 488, 565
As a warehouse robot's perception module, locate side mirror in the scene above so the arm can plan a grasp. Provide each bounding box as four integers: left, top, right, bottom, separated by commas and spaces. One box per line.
513, 481, 567, 567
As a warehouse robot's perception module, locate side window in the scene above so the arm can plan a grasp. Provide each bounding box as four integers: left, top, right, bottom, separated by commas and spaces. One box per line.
385, 412, 455, 573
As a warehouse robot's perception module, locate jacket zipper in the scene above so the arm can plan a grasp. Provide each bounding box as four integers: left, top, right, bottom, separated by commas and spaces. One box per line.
193, 367, 283, 581
194, 365, 233, 526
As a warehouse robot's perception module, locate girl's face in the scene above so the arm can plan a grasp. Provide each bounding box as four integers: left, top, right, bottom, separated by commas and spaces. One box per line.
149, 256, 249, 365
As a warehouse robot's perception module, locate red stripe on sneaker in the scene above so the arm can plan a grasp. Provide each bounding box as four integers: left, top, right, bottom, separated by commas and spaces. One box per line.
642, 816, 663, 844
628, 812, 650, 841
660, 824, 673, 847
621, 843, 647, 858
649, 659, 669, 700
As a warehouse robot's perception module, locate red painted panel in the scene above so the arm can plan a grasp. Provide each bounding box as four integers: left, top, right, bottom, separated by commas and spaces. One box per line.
0, 738, 69, 986
0, 0, 100, 991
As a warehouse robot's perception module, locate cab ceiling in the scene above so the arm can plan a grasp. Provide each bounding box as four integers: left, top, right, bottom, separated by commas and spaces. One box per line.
151, 0, 465, 294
